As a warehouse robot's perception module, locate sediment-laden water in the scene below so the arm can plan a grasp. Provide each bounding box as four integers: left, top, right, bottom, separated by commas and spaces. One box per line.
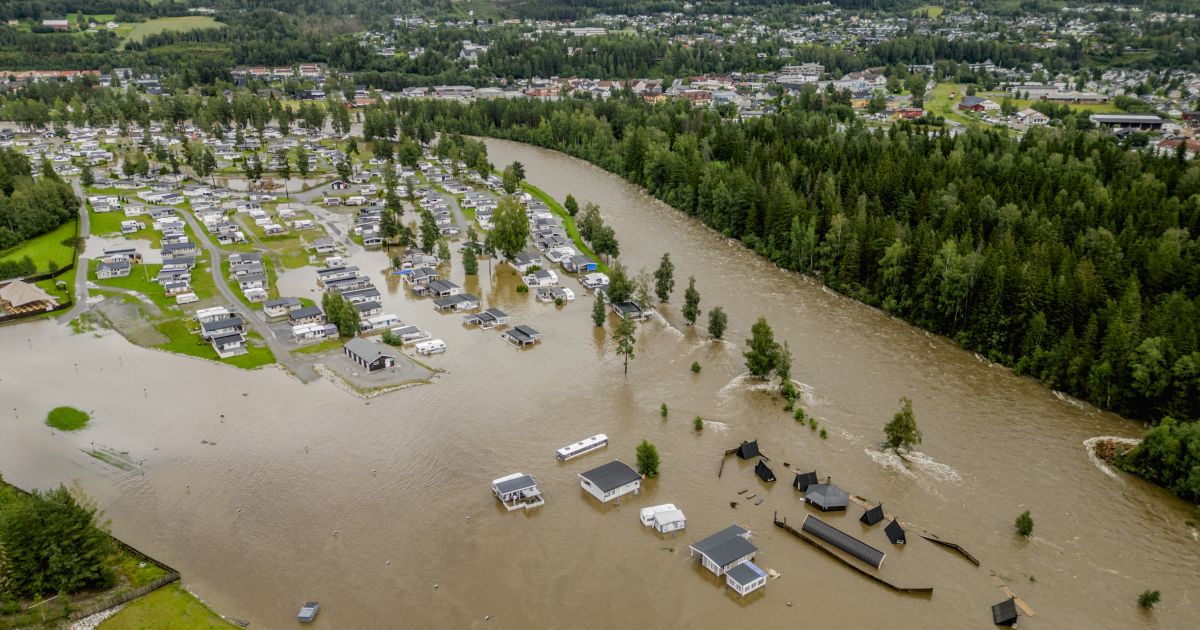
0, 139, 1195, 629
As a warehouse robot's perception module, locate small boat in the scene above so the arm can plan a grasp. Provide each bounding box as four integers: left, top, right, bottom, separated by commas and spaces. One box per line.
555, 433, 608, 461
298, 601, 319, 623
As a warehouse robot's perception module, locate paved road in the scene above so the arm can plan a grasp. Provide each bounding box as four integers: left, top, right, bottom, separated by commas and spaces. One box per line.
176, 210, 320, 382
57, 180, 92, 324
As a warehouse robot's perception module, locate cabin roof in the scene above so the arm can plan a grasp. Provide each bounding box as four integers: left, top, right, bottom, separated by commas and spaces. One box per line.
861, 504, 885, 526
991, 598, 1019, 626
736, 440, 760, 459
494, 474, 537, 495
805, 483, 849, 510
754, 459, 776, 482
884, 519, 906, 544
690, 525, 756, 567
725, 560, 767, 586
579, 460, 640, 492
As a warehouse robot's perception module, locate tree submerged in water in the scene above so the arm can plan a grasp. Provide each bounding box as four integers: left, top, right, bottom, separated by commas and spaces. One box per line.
1015, 510, 1034, 537
636, 440, 660, 478
1138, 589, 1161, 610
883, 396, 922, 452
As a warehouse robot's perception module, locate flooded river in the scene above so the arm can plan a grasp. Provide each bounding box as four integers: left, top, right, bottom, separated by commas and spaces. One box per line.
1, 139, 1197, 629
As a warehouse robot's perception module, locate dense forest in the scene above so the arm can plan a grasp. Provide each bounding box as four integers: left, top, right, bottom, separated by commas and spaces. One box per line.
0, 149, 79, 269
384, 93, 1199, 431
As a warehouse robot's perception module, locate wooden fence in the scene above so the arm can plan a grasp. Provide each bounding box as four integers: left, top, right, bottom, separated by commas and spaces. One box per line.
66, 572, 181, 621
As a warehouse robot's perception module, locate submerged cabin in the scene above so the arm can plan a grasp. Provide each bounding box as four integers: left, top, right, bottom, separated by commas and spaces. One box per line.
793, 471, 819, 492
689, 525, 757, 577
735, 440, 760, 460
805, 483, 849, 512
298, 602, 319, 623
884, 519, 907, 545
754, 460, 776, 483
801, 515, 886, 569
502, 324, 542, 347
578, 460, 641, 503
492, 473, 544, 511
725, 561, 768, 597
991, 597, 1019, 627
861, 504, 885, 526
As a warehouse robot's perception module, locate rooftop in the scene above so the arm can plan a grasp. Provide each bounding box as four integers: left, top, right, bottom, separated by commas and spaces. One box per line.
579, 460, 641, 492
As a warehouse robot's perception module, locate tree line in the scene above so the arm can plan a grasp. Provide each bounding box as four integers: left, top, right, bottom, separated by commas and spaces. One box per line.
0, 150, 79, 271
385, 92, 1200, 499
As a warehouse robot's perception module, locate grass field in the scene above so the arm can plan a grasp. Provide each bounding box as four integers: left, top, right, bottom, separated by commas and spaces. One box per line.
46, 406, 90, 431
926, 83, 983, 126
981, 92, 1125, 114
122, 16, 223, 45
0, 221, 77, 273
913, 5, 945, 18
98, 582, 238, 630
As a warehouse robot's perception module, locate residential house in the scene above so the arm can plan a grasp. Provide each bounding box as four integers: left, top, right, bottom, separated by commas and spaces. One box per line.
688, 525, 758, 577
578, 460, 641, 504
263, 297, 302, 320
343, 337, 396, 373
200, 316, 244, 340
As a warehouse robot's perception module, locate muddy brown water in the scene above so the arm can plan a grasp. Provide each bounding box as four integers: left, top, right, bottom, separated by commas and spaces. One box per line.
1, 139, 1197, 629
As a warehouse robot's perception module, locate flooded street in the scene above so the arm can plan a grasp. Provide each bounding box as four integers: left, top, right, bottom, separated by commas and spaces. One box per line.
1, 139, 1197, 629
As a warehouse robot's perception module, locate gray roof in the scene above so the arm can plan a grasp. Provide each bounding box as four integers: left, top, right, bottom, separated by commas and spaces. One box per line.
801, 515, 885, 569
690, 525, 757, 568
805, 483, 849, 510
725, 561, 767, 586
344, 337, 393, 362
289, 306, 323, 321
202, 316, 243, 332
494, 474, 537, 495
428, 279, 460, 293
264, 297, 300, 309
579, 460, 640, 492
210, 332, 244, 345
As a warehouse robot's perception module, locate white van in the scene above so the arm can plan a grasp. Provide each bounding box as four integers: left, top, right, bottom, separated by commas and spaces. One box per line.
415, 339, 446, 355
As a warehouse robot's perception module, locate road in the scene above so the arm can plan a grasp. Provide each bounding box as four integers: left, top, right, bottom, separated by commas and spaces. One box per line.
57, 180, 91, 324
176, 210, 320, 382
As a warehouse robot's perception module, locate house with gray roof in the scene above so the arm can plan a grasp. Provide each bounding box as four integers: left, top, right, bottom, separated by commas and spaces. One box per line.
688, 525, 757, 577
578, 460, 641, 503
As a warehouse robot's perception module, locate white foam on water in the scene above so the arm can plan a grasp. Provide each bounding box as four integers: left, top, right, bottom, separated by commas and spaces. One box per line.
1054, 390, 1086, 409
703, 420, 730, 433
1082, 436, 1140, 481
650, 310, 685, 339
865, 447, 962, 483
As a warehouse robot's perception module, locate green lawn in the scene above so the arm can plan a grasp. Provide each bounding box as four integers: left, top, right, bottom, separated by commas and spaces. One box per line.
152, 320, 276, 369
93, 261, 178, 311
122, 16, 223, 45
0, 221, 77, 273
926, 83, 981, 126
520, 181, 611, 275
290, 337, 343, 355
981, 92, 1124, 114
46, 406, 90, 431
913, 5, 944, 18
90, 210, 149, 238
98, 582, 238, 630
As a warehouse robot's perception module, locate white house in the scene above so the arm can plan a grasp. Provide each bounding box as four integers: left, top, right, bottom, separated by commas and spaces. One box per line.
688, 525, 757, 577
491, 473, 545, 511
578, 460, 641, 503
640, 503, 686, 534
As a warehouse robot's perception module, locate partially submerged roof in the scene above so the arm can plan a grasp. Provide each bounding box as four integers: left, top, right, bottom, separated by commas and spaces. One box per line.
861, 504, 885, 526
991, 597, 1019, 626
690, 525, 757, 568
735, 440, 760, 460
793, 471, 818, 492
802, 515, 885, 569
754, 459, 775, 483
805, 483, 849, 511
579, 460, 640, 492
884, 519, 906, 545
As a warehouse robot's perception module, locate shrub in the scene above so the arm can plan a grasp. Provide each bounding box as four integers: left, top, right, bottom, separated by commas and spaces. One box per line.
46, 407, 89, 431
809, 418, 817, 430
1015, 510, 1034, 537
693, 416, 704, 431
690, 361, 701, 373
554, 297, 564, 306
794, 407, 806, 422
660, 403, 668, 418
516, 284, 528, 294
819, 428, 828, 439
1138, 590, 1160, 609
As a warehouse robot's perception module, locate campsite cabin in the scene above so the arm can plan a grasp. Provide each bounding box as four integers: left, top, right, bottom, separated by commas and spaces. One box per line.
884, 519, 906, 545
793, 471, 819, 492
491, 473, 544, 511
861, 504, 885, 526
805, 483, 849, 512
501, 325, 541, 347
735, 440, 760, 460
639, 504, 686, 534
343, 338, 396, 373
991, 597, 1019, 627
725, 561, 768, 597
754, 460, 776, 483
578, 460, 641, 503
688, 525, 757, 577
462, 308, 510, 329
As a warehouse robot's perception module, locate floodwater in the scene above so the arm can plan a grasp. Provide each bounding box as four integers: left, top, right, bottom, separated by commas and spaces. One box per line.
1, 138, 1197, 629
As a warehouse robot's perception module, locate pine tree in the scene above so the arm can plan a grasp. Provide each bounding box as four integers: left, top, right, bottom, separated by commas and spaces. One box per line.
462, 246, 478, 275
614, 313, 636, 374
592, 293, 606, 327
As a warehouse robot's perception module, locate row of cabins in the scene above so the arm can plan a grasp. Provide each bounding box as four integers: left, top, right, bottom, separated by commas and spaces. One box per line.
195, 306, 248, 358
